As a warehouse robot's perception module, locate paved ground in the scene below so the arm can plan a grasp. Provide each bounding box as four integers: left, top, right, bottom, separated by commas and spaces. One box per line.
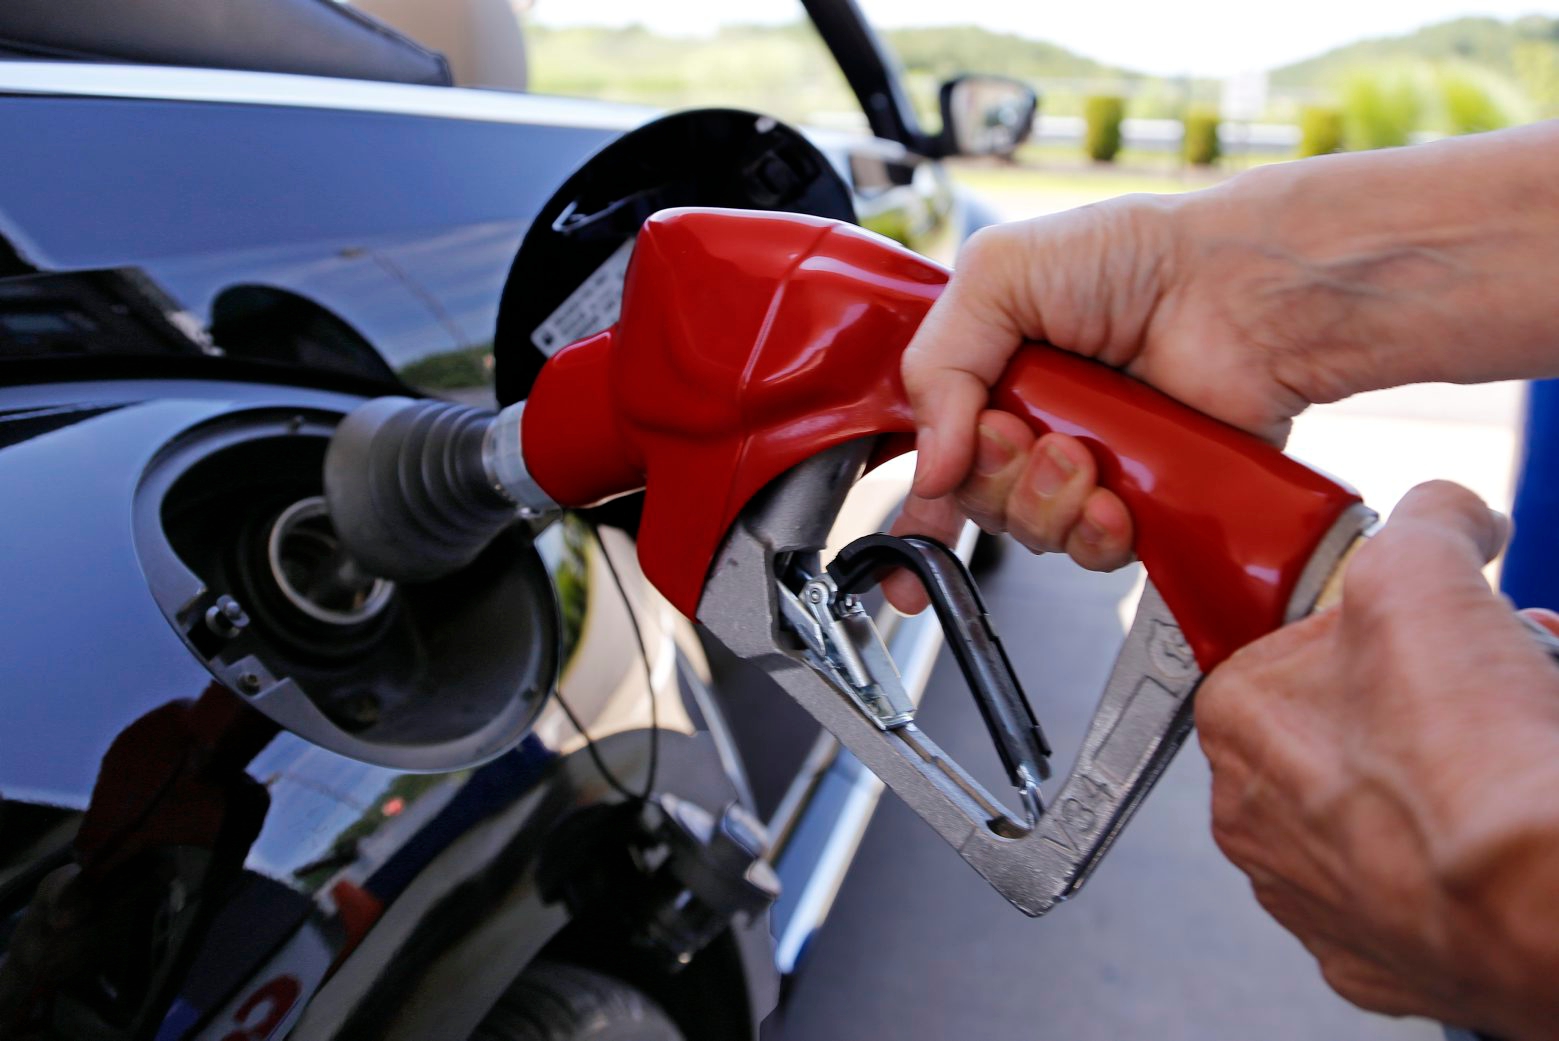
765, 553, 1444, 1041
766, 381, 1524, 1040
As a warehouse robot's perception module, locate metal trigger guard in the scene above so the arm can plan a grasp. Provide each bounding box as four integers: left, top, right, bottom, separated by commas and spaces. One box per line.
697, 443, 1206, 917
824, 532, 1052, 806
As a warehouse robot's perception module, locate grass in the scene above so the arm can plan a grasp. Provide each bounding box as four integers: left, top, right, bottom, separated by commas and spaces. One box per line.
945, 146, 1301, 217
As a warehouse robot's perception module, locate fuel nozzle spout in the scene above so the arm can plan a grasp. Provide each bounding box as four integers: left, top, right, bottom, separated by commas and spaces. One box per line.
323, 396, 560, 583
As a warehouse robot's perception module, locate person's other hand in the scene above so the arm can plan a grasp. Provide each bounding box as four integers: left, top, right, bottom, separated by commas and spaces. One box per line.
1197, 481, 1559, 1038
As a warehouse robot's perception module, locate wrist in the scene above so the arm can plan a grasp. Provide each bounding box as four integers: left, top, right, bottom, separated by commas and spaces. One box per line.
1174, 127, 1559, 401
1171, 158, 1443, 403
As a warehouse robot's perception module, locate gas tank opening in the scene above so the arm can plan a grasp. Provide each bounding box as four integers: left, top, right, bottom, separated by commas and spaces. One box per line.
268, 497, 395, 627
234, 493, 400, 663
134, 409, 559, 770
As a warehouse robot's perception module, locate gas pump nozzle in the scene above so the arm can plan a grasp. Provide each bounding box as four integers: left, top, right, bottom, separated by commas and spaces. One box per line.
325, 207, 1382, 916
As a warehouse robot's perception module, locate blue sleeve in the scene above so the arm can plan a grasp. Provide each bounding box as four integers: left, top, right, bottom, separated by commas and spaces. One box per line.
1502, 378, 1559, 610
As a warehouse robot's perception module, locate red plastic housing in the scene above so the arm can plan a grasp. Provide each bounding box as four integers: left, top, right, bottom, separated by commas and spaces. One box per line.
520, 209, 1361, 669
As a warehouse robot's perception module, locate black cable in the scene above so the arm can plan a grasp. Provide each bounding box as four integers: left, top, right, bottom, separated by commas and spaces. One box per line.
600, 529, 660, 799
550, 527, 660, 803
552, 683, 643, 803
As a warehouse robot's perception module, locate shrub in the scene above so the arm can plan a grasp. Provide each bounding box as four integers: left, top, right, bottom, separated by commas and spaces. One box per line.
1340, 66, 1425, 149
1297, 106, 1343, 157
397, 344, 493, 390
1335, 60, 1531, 150
1435, 63, 1531, 134
1439, 71, 1506, 133
1182, 108, 1220, 166
1083, 95, 1124, 162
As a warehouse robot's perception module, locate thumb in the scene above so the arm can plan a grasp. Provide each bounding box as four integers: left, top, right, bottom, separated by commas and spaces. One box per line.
1381, 480, 1510, 570
1341, 481, 1511, 636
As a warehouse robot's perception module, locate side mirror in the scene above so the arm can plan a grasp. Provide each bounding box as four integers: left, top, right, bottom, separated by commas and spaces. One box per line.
938, 74, 1038, 158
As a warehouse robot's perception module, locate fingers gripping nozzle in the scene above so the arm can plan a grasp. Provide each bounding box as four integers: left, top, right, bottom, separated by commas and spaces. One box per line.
323, 397, 558, 583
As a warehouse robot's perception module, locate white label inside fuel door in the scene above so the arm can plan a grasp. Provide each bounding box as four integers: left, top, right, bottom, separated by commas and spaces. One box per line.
530, 238, 634, 356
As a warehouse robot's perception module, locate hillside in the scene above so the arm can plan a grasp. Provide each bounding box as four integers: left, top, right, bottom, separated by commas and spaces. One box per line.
525, 22, 1134, 124
1273, 14, 1559, 88
526, 22, 856, 122
524, 16, 1559, 128
881, 26, 1133, 83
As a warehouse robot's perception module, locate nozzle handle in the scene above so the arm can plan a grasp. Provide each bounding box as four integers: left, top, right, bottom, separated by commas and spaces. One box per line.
990, 344, 1360, 668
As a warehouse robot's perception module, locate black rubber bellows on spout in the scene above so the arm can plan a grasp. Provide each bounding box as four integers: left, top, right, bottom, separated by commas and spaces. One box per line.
324, 397, 515, 583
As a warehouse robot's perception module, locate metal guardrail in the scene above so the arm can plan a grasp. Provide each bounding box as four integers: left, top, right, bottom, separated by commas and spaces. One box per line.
1032, 114, 1300, 154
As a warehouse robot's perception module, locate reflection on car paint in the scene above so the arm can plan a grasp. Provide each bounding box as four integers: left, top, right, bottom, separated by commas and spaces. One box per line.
0, 386, 720, 1039
0, 68, 964, 1035
0, 96, 616, 398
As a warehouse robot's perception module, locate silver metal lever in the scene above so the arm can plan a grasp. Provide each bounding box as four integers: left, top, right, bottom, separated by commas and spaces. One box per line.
699, 446, 1559, 920
778, 575, 918, 729
698, 446, 1222, 916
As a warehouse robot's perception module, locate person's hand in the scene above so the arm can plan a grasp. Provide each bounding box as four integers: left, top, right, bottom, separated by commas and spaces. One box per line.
886, 189, 1323, 608
892, 189, 1313, 555
1196, 481, 1559, 1038
888, 121, 1559, 612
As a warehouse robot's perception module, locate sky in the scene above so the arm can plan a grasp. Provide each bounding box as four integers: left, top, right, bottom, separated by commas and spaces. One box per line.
527, 0, 1559, 77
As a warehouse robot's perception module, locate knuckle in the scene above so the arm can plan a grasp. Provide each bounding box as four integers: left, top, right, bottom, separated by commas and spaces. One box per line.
955, 224, 1010, 272
1391, 480, 1502, 556
1064, 529, 1131, 572
953, 490, 1005, 531
899, 342, 938, 389
1342, 527, 1463, 639
1194, 652, 1287, 769
1193, 676, 1233, 746
1007, 463, 1088, 552
1208, 803, 1257, 868
1339, 537, 1405, 625
1196, 659, 1246, 725
1248, 878, 1296, 923
1407, 478, 1485, 516
1007, 504, 1068, 553
1208, 816, 1241, 861
953, 489, 1008, 534
893, 495, 941, 533
1206, 772, 1239, 831
1316, 957, 1355, 996
1203, 749, 1256, 854
1318, 960, 1403, 1015
1006, 513, 1056, 555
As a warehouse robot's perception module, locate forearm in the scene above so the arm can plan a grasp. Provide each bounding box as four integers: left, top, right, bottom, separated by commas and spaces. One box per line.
1175, 120, 1559, 400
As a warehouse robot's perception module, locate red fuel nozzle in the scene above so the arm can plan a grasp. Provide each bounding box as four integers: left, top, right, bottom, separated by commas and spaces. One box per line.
516, 208, 1359, 669
328, 208, 1359, 670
